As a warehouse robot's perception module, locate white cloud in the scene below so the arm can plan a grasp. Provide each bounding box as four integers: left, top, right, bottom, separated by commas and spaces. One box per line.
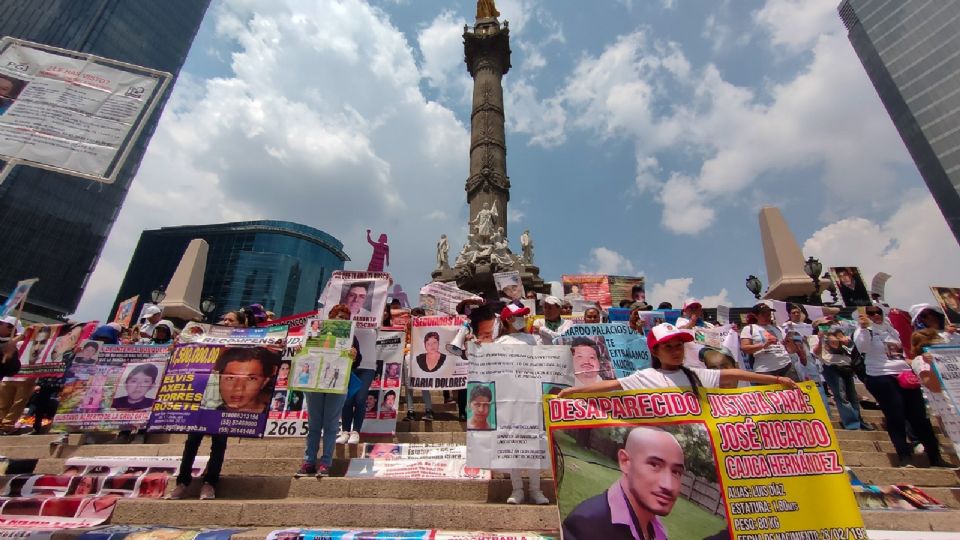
648, 277, 731, 308
75, 0, 470, 320
417, 10, 470, 97
753, 0, 842, 53
580, 247, 638, 276
803, 192, 960, 310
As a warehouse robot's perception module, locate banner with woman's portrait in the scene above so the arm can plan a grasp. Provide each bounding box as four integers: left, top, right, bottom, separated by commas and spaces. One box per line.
147, 323, 287, 437
545, 383, 865, 540
54, 343, 170, 431
408, 316, 468, 391
317, 271, 392, 329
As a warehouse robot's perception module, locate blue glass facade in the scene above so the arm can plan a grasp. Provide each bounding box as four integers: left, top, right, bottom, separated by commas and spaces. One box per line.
111, 221, 349, 321
0, 0, 210, 317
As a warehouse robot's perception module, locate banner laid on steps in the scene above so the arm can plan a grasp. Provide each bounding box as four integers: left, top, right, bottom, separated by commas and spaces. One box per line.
465, 343, 574, 470
408, 316, 469, 391
267, 530, 554, 540
16, 322, 98, 378
289, 320, 355, 394
345, 443, 490, 480
266, 327, 308, 437
361, 329, 405, 436
0, 456, 206, 530
545, 382, 865, 540
317, 271, 392, 329
53, 344, 171, 431
559, 323, 649, 380
75, 525, 244, 540
147, 323, 287, 437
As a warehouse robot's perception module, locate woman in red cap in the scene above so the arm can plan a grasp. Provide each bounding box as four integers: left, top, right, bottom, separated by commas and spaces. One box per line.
559, 323, 797, 397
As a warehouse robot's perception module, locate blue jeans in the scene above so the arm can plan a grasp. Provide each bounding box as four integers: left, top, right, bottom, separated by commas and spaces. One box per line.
404, 389, 433, 411
342, 369, 377, 432
822, 365, 863, 430
304, 392, 348, 467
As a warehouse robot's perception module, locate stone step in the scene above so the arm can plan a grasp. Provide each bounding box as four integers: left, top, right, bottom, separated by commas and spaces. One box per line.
0, 444, 59, 459
288, 477, 555, 503
396, 420, 465, 432
851, 466, 959, 487
842, 451, 960, 468
862, 509, 960, 531
834, 429, 954, 445
109, 498, 560, 531
0, 433, 63, 446
839, 438, 959, 457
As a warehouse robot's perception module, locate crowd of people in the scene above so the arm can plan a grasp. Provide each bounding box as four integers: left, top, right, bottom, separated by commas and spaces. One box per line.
0, 283, 956, 507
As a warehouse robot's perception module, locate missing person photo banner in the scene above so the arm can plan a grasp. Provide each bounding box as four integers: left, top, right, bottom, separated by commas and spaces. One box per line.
560, 323, 650, 380
466, 343, 574, 470
146, 324, 287, 438
408, 316, 469, 391
828, 267, 872, 308
545, 382, 865, 540
54, 343, 171, 431
317, 271, 392, 329
418, 281, 483, 316
562, 274, 612, 311
494, 271, 525, 304
361, 329, 406, 436
289, 320, 355, 394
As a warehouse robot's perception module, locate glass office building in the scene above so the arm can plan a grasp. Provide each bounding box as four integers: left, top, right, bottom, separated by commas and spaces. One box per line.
112, 221, 349, 321
0, 0, 210, 318
840, 0, 960, 244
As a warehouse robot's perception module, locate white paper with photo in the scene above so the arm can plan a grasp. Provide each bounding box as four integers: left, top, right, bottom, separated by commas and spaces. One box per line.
317, 271, 391, 329
362, 330, 405, 435
409, 316, 468, 391
465, 344, 573, 470
418, 282, 481, 316
494, 271, 524, 304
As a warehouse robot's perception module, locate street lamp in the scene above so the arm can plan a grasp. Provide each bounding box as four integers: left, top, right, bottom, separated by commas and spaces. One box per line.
745, 275, 763, 300
803, 256, 823, 304
150, 286, 166, 304
200, 296, 217, 321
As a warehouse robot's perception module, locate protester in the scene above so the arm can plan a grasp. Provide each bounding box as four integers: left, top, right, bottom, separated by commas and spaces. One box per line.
170, 310, 250, 500
151, 321, 176, 345
339, 322, 370, 444
739, 301, 801, 382
909, 304, 960, 347
532, 296, 570, 344
138, 306, 163, 341
656, 302, 672, 310
559, 323, 798, 397
298, 304, 356, 478
813, 323, 870, 431
855, 307, 947, 468
675, 300, 711, 329
910, 329, 960, 456
0, 320, 43, 434
583, 306, 602, 324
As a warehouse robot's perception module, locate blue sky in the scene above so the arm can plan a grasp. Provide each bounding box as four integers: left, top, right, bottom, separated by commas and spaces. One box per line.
74, 0, 960, 320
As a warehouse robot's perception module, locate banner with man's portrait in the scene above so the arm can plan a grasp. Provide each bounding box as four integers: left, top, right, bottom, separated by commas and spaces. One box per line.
317, 271, 391, 329
265, 326, 308, 438
408, 316, 468, 391
828, 266, 872, 307
559, 323, 649, 380
289, 320, 355, 394
465, 344, 573, 470
546, 382, 865, 540
17, 321, 99, 378
494, 271, 525, 304
930, 286, 960, 324
608, 275, 646, 307
53, 343, 170, 431
361, 329, 406, 436
146, 323, 287, 437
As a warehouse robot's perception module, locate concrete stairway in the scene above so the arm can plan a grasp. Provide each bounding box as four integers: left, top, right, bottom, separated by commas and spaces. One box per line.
1, 394, 959, 535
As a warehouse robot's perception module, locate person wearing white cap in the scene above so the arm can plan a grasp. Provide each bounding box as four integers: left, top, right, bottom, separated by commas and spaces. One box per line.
675, 300, 712, 330
138, 305, 163, 342
909, 304, 960, 346
559, 323, 798, 398
531, 296, 570, 345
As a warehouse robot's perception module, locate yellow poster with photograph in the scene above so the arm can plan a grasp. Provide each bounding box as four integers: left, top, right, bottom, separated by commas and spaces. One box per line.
545, 382, 865, 540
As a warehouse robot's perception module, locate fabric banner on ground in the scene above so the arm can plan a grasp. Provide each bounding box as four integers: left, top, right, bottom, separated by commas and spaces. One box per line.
112, 296, 138, 328
147, 323, 287, 437
418, 282, 482, 316
546, 382, 865, 540
53, 344, 170, 431
409, 316, 468, 391
16, 322, 98, 378
465, 343, 573, 470
0, 41, 164, 179
0, 278, 37, 318
289, 320, 354, 394
345, 443, 490, 480
561, 274, 611, 311
75, 525, 243, 540
318, 271, 391, 329
608, 275, 645, 308
267, 530, 554, 540
361, 330, 405, 436
266, 327, 308, 438
559, 323, 649, 382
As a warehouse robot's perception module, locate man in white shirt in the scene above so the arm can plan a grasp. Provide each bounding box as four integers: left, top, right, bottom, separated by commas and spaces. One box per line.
739, 301, 800, 382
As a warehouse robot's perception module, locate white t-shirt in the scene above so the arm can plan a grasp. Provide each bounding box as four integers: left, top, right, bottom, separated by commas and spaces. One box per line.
740, 325, 792, 373
531, 318, 571, 345
495, 333, 541, 346
675, 317, 714, 329
619, 367, 721, 390
853, 324, 909, 376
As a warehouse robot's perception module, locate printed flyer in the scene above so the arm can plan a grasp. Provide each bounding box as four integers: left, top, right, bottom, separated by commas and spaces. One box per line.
465, 343, 573, 470
559, 323, 649, 381
289, 320, 355, 394
147, 323, 287, 437
317, 271, 391, 329
266, 326, 308, 438
545, 382, 865, 540
561, 274, 611, 311
267, 530, 553, 540
418, 282, 482, 316
16, 322, 98, 378
345, 443, 490, 480
54, 343, 170, 431
362, 329, 405, 436
408, 316, 469, 391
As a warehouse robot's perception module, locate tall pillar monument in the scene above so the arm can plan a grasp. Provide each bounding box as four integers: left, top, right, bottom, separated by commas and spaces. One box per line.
432, 0, 547, 298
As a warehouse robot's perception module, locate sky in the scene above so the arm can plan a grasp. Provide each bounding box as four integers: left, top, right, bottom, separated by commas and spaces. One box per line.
73, 0, 960, 321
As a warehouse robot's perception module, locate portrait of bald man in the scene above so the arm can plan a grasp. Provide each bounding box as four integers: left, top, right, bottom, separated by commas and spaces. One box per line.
563, 426, 684, 540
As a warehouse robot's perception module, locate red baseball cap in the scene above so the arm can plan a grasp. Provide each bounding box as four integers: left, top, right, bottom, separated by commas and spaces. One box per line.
646, 323, 694, 349
500, 302, 531, 320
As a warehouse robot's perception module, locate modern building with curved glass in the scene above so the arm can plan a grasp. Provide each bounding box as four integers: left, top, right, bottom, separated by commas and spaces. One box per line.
111, 220, 349, 320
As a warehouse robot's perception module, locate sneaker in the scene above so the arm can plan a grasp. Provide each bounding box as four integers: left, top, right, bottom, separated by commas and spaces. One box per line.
316, 464, 330, 478
199, 483, 215, 500
335, 431, 349, 445
423, 410, 434, 422
529, 490, 550, 505
168, 484, 189, 500
404, 410, 416, 422
506, 489, 525, 505
458, 412, 467, 422
295, 461, 317, 477
347, 431, 360, 444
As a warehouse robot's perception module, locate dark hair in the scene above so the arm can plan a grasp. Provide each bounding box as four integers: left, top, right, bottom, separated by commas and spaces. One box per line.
651, 347, 702, 398
423, 331, 440, 344
383, 390, 396, 400
410, 307, 426, 317
126, 363, 159, 383
468, 304, 497, 334
657, 302, 672, 310
619, 300, 632, 308
82, 342, 99, 352
570, 337, 601, 358
215, 347, 281, 377
631, 284, 645, 296
469, 384, 493, 402
222, 310, 250, 327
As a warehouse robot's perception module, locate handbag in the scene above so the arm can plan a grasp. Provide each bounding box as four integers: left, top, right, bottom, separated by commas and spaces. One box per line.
346, 372, 363, 400
896, 369, 921, 390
